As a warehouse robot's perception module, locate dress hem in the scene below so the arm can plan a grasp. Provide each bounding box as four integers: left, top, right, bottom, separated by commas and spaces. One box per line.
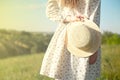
40, 72, 59, 79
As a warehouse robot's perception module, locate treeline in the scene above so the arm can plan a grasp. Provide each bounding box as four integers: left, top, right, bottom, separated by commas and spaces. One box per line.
0, 29, 120, 58
102, 31, 120, 45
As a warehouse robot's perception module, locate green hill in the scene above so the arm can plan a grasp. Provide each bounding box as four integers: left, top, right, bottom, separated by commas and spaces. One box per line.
0, 29, 53, 58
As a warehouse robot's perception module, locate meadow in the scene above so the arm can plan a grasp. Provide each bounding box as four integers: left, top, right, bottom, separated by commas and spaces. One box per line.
0, 45, 120, 80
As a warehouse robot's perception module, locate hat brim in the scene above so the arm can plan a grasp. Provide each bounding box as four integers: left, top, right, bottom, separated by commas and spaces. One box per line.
67, 43, 98, 57
66, 19, 101, 57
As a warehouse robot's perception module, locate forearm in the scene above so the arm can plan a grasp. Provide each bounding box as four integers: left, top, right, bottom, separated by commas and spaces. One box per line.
46, 0, 62, 22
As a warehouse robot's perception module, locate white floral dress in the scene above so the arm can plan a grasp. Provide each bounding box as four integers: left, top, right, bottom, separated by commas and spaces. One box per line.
40, 0, 101, 80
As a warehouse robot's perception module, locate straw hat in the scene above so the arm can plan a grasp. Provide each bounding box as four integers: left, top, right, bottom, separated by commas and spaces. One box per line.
66, 19, 101, 57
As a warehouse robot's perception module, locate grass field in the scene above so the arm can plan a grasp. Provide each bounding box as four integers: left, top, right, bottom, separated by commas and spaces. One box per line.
0, 45, 120, 80
100, 45, 120, 80
0, 53, 53, 80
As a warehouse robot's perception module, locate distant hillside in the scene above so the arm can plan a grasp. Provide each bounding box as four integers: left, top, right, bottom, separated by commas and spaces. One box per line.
0, 29, 120, 59
0, 29, 53, 58
102, 31, 120, 45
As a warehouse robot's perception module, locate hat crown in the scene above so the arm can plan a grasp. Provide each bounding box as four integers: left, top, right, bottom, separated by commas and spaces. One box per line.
67, 22, 93, 49
66, 20, 101, 57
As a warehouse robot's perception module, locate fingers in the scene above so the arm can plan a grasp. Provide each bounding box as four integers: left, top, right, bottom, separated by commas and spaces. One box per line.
76, 15, 86, 22
63, 15, 88, 23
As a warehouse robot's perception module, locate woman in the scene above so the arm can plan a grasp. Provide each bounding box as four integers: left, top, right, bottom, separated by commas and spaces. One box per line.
40, 0, 101, 80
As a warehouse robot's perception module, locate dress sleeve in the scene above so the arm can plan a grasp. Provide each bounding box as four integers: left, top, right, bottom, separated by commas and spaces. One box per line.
46, 0, 63, 22
87, 0, 101, 26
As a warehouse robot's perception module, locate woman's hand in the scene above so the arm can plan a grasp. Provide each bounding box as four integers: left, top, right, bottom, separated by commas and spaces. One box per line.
63, 15, 86, 23
76, 15, 86, 22
89, 51, 98, 65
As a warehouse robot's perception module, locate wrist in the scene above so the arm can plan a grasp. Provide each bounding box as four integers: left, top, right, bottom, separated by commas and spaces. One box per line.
62, 15, 71, 23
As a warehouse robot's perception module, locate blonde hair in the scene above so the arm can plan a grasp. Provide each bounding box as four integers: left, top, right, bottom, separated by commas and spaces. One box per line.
60, 0, 78, 8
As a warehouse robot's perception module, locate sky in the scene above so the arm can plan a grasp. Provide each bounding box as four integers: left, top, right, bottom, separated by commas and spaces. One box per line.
0, 0, 120, 33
